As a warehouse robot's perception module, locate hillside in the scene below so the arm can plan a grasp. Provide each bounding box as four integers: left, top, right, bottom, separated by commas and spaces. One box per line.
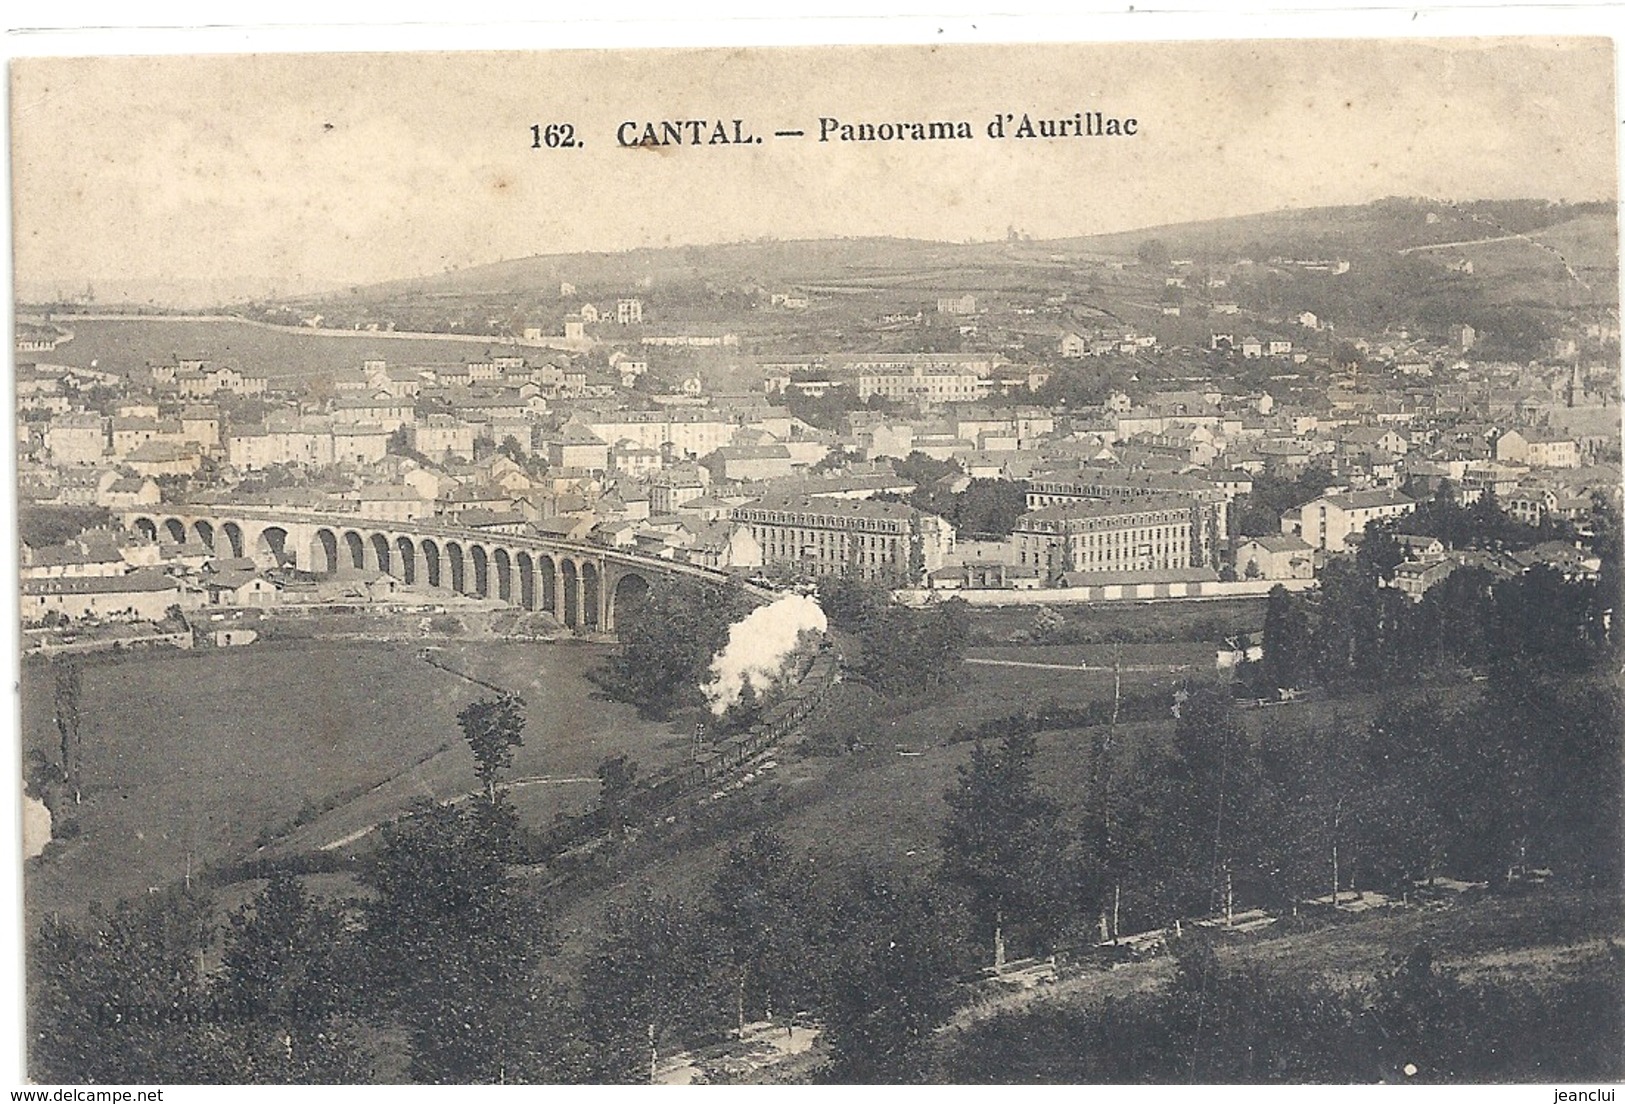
310, 237, 1021, 304
289, 198, 1615, 308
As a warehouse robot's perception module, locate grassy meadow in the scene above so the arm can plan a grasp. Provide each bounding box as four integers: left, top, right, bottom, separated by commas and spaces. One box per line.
20, 639, 682, 917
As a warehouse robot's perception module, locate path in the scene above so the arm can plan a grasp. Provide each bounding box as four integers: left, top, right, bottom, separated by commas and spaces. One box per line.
1397, 233, 1527, 254
965, 657, 1195, 673
316, 775, 598, 850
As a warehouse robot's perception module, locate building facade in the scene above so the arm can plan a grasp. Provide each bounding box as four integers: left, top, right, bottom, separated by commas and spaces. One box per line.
1025, 467, 1229, 565
1012, 494, 1195, 584
1283, 489, 1415, 552
856, 365, 988, 404
732, 495, 954, 582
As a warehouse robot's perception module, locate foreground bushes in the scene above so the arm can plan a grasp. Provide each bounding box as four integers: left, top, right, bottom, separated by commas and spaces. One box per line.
939, 938, 1625, 1083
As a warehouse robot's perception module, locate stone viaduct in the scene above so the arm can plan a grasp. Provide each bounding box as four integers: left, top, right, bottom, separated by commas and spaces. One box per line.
119, 506, 750, 633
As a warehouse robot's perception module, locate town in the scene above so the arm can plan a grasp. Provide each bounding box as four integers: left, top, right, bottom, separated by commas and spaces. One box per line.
16, 195, 1624, 1087
15, 203, 1619, 644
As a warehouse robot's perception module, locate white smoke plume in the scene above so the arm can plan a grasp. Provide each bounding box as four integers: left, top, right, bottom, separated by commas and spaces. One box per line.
704, 593, 828, 716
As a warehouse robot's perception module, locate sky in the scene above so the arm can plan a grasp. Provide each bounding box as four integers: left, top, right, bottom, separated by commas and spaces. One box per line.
8, 37, 1619, 301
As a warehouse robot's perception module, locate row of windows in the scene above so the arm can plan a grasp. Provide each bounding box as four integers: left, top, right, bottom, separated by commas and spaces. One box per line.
738, 511, 906, 533
1073, 525, 1188, 545
751, 526, 905, 554
1017, 547, 1187, 570
1030, 485, 1163, 500
1019, 511, 1187, 535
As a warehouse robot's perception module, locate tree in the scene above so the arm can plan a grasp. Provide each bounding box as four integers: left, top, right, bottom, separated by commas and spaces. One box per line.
1030, 606, 1066, 643
1231, 471, 1338, 538
29, 887, 218, 1083
217, 874, 367, 1081
590, 578, 752, 718
939, 731, 1079, 964
595, 755, 641, 836
817, 871, 971, 1084
893, 451, 960, 489
1356, 520, 1406, 584
708, 831, 821, 1036
1136, 239, 1172, 267
857, 600, 970, 697
814, 575, 890, 634
1358, 695, 1454, 885
52, 659, 83, 804
809, 446, 858, 474
1256, 718, 1371, 910
18, 504, 111, 549
497, 435, 529, 466
1129, 690, 1265, 921
1360, 946, 1475, 1082
361, 798, 572, 1083
458, 694, 526, 805
1259, 585, 1311, 692
579, 891, 731, 1082
949, 479, 1030, 539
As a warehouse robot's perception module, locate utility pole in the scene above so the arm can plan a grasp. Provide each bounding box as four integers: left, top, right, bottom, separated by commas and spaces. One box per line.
1330, 795, 1343, 906
1103, 649, 1122, 943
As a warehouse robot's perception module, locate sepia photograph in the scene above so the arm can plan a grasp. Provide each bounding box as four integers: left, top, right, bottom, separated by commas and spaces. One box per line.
6, 26, 1624, 1088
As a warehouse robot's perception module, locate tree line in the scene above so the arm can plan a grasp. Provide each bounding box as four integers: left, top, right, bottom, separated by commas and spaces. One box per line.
1246, 542, 1614, 696
941, 935, 1623, 1083
30, 802, 977, 1082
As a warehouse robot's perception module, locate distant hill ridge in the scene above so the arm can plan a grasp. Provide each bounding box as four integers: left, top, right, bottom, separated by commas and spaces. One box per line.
271, 196, 1615, 307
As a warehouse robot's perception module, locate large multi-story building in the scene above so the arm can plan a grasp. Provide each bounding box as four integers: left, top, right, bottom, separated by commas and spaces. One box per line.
1012, 494, 1195, 583
154, 358, 269, 397
1283, 489, 1415, 552
354, 484, 434, 523
45, 413, 107, 465
226, 417, 339, 470
111, 417, 183, 458
545, 424, 610, 472
411, 415, 476, 461
649, 466, 710, 514
854, 364, 989, 404
331, 424, 392, 466
1025, 467, 1230, 566
732, 494, 955, 583
331, 393, 416, 431
1495, 428, 1581, 469
838, 352, 1006, 377
839, 353, 1006, 405
579, 409, 738, 458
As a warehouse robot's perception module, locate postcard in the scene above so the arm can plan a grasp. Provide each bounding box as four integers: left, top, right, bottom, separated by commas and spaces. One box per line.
8, 31, 1622, 1089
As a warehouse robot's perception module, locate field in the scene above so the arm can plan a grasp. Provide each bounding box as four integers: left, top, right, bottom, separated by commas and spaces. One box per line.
966, 642, 1214, 668
39, 318, 509, 380
965, 597, 1268, 645
21, 639, 685, 918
